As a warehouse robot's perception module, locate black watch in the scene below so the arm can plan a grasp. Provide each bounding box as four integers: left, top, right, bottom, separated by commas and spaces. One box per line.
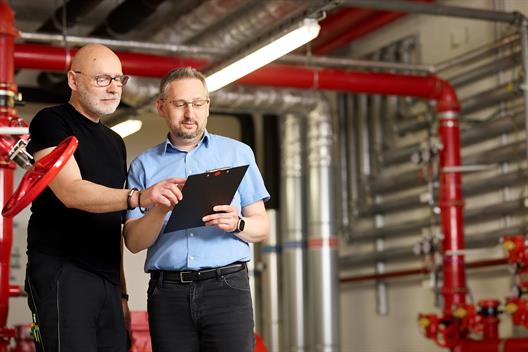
236, 216, 245, 232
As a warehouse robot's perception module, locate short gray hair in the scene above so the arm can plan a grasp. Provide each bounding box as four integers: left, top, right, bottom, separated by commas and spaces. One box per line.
159, 67, 208, 99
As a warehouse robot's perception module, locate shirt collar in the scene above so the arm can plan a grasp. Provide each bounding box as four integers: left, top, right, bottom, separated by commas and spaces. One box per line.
162, 130, 210, 154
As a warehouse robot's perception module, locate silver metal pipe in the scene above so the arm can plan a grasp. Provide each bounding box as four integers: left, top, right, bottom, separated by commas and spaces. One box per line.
18, 31, 223, 56
343, 0, 519, 23
519, 18, 528, 163
362, 166, 528, 217
460, 81, 522, 115
448, 52, 519, 88
340, 225, 523, 269
383, 109, 525, 168
435, 33, 519, 73
281, 54, 434, 73
306, 103, 340, 352
261, 210, 281, 352
348, 198, 527, 243
281, 114, 307, 352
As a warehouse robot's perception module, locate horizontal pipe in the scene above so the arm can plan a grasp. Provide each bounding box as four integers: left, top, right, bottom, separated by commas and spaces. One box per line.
20, 32, 436, 74
13, 43, 459, 108
361, 166, 528, 217
340, 258, 507, 284
342, 225, 522, 268
342, 0, 519, 23
382, 110, 525, 168
348, 198, 527, 243
460, 81, 522, 115
448, 52, 519, 88
435, 33, 519, 73
373, 137, 526, 195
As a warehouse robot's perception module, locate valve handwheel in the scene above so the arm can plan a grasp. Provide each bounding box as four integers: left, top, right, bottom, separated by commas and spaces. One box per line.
2, 136, 78, 218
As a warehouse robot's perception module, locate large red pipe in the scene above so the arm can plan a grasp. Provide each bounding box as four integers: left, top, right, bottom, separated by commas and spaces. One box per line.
454, 338, 528, 352
0, 2, 17, 349
314, 11, 407, 55
13, 44, 458, 108
310, 8, 377, 53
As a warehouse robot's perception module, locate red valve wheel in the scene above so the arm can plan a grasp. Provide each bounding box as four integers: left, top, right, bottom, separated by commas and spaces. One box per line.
2, 136, 78, 218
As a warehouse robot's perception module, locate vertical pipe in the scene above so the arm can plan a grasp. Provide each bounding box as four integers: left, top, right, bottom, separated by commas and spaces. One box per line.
306, 104, 339, 352
0, 2, 17, 350
281, 114, 307, 352
437, 108, 467, 313
519, 17, 528, 163
261, 210, 281, 352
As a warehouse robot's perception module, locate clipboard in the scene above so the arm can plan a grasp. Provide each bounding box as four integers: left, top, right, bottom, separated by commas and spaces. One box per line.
163, 165, 249, 233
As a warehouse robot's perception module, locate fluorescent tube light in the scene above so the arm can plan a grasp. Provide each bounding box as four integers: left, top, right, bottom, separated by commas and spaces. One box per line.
111, 119, 143, 138
206, 18, 320, 92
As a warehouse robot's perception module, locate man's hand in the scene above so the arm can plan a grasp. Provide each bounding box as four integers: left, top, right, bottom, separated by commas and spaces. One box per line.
139, 178, 185, 209
202, 205, 239, 232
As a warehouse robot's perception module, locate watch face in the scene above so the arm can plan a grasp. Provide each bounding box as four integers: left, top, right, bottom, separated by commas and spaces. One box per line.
238, 217, 245, 232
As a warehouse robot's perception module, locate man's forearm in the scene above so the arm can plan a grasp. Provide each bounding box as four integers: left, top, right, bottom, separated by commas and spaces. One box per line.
123, 207, 168, 253
233, 213, 269, 243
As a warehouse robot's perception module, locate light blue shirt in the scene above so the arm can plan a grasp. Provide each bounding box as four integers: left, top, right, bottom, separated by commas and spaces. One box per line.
126, 130, 270, 271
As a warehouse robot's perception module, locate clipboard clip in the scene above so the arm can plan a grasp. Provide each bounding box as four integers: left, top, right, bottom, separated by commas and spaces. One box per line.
206, 166, 232, 177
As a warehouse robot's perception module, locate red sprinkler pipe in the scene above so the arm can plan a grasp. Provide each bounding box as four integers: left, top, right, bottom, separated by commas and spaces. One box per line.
310, 8, 377, 53
454, 338, 528, 352
0, 1, 17, 350
314, 11, 407, 55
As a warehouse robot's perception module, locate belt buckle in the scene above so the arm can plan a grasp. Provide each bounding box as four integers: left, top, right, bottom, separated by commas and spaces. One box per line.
180, 271, 193, 284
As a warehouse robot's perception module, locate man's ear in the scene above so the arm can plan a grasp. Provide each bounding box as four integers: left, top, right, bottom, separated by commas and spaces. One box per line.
67, 71, 77, 91
156, 99, 165, 118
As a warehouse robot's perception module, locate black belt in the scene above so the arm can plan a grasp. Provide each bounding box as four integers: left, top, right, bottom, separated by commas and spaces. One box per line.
150, 262, 246, 284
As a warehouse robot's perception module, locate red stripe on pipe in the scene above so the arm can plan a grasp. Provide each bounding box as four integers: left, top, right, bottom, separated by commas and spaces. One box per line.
308, 237, 338, 249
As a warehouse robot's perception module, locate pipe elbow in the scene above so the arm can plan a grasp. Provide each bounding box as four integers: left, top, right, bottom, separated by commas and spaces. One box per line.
435, 78, 460, 113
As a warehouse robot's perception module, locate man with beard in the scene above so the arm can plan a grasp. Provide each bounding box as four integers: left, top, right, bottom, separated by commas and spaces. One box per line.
123, 67, 270, 352
25, 44, 183, 352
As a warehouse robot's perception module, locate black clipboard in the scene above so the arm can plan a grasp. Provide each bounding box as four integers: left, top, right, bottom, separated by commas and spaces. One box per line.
163, 165, 249, 233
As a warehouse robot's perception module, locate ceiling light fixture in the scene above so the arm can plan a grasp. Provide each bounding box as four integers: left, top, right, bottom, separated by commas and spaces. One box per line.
206, 18, 321, 93
111, 119, 143, 138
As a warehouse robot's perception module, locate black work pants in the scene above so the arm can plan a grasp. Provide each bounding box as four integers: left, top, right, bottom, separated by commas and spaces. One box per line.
147, 268, 255, 352
25, 251, 127, 352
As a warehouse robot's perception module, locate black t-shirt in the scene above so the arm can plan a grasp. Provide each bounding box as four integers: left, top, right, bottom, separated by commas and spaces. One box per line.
26, 103, 127, 285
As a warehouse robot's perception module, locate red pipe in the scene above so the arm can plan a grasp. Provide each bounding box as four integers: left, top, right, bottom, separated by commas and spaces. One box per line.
310, 8, 377, 53
454, 338, 528, 352
340, 259, 508, 284
0, 2, 17, 350
314, 11, 407, 55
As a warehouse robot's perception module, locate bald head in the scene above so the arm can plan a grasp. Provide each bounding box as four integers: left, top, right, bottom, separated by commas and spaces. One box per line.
71, 44, 122, 73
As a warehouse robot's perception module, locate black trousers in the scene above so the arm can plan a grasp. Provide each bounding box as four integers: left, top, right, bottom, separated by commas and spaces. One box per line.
25, 251, 127, 352
147, 268, 255, 352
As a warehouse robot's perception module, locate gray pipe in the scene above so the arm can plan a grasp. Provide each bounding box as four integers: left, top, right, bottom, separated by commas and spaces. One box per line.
306, 103, 340, 352
348, 198, 527, 243
261, 210, 282, 351
342, 0, 519, 23
281, 114, 307, 352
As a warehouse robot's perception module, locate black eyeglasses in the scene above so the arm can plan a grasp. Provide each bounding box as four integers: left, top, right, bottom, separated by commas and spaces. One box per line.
164, 98, 210, 109
73, 71, 130, 87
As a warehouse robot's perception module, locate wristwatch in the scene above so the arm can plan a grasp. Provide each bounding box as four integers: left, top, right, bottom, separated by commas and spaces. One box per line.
236, 216, 246, 232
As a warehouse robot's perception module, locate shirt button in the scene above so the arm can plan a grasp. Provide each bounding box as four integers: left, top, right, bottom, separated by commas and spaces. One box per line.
190, 256, 195, 260
190, 233, 194, 237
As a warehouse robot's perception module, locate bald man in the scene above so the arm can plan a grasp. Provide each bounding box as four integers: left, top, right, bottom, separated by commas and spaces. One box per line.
24, 44, 182, 352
